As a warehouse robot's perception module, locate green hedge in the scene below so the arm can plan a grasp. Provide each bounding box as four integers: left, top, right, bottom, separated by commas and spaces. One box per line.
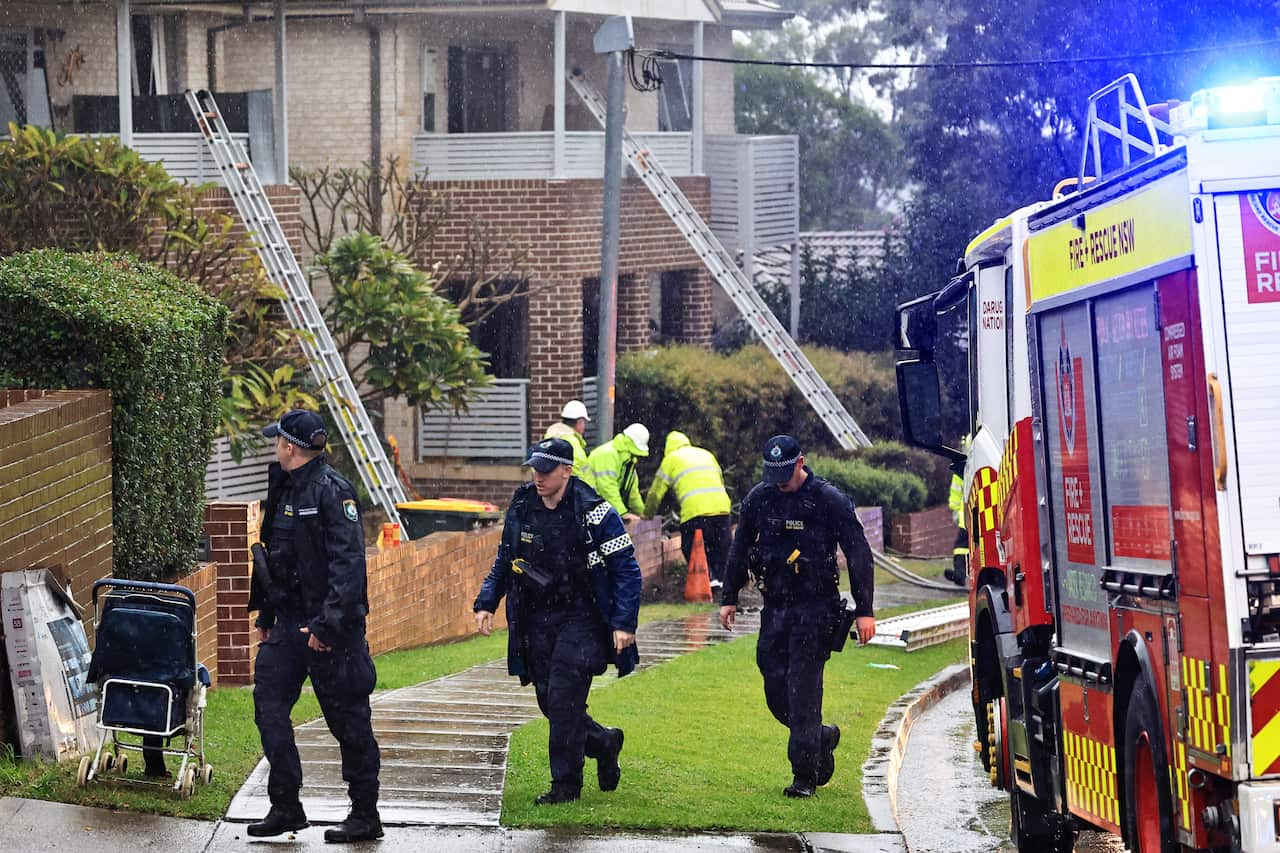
806, 455, 927, 514
848, 440, 953, 506
0, 250, 228, 580
616, 344, 900, 499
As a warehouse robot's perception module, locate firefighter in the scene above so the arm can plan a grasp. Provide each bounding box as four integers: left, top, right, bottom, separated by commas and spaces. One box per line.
642, 431, 732, 591
944, 471, 968, 586
473, 437, 642, 805
720, 435, 875, 798
247, 409, 382, 842
580, 423, 650, 522
543, 399, 591, 471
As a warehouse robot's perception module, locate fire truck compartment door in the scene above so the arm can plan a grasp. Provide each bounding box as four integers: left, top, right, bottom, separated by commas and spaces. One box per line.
1213, 191, 1280, 554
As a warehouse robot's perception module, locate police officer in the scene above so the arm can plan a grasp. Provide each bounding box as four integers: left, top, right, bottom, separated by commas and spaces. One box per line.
474, 437, 642, 805
720, 435, 876, 798
642, 431, 732, 591
246, 409, 382, 843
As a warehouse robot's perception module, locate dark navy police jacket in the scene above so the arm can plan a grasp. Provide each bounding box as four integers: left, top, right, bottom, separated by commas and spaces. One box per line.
474, 477, 643, 682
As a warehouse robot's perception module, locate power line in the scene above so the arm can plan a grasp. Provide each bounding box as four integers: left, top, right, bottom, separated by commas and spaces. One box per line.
637, 37, 1280, 71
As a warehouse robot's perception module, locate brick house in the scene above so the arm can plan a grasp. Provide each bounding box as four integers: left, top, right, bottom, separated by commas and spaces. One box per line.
1, 0, 799, 504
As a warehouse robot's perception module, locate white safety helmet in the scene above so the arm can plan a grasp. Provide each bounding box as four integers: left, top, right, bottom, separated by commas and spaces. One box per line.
623, 422, 650, 455
560, 400, 591, 421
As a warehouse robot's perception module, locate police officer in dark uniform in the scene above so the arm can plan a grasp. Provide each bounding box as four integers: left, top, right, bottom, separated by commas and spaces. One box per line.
246, 409, 382, 843
720, 435, 876, 798
474, 437, 642, 805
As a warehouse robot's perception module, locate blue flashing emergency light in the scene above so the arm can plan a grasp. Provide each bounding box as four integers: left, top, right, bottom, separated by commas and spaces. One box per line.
1170, 77, 1280, 133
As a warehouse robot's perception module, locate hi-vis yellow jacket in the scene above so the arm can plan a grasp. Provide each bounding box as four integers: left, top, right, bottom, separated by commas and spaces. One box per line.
643, 432, 731, 524
581, 432, 647, 517
543, 422, 589, 471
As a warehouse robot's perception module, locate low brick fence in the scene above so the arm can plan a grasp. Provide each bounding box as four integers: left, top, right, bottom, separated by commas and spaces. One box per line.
890, 505, 956, 558
186, 505, 684, 685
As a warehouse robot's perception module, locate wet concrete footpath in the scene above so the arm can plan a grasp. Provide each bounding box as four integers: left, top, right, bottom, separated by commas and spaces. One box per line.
226, 609, 762, 827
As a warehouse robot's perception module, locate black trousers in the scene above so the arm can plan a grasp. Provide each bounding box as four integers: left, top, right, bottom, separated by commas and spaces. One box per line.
525, 605, 611, 793
253, 616, 381, 808
755, 601, 833, 784
679, 514, 732, 584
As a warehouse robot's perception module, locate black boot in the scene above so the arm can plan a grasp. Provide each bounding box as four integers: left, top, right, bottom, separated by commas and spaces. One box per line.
247, 802, 309, 837
784, 778, 816, 798
534, 787, 580, 805
324, 806, 383, 843
597, 727, 624, 792
817, 724, 841, 786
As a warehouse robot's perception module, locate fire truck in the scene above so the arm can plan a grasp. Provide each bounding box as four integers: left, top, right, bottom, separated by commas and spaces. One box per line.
895, 74, 1280, 852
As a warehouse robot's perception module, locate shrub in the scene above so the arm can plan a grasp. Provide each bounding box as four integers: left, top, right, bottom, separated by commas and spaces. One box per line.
616, 344, 900, 499
848, 440, 954, 506
806, 455, 927, 514
0, 250, 228, 580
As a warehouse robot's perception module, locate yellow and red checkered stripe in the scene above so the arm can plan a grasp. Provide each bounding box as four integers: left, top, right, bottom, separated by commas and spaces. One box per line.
968, 466, 998, 566
1248, 659, 1280, 774
1184, 656, 1230, 760
994, 427, 1020, 513
1063, 730, 1120, 827
1169, 738, 1191, 830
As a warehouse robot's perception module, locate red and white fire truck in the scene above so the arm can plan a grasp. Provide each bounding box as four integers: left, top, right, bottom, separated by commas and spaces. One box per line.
895, 74, 1280, 852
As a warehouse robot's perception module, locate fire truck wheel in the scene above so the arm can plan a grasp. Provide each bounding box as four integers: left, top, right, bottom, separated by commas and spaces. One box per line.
1009, 787, 1075, 853
1122, 677, 1177, 853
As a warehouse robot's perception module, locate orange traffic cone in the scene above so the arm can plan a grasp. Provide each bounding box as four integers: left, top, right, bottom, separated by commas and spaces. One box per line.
684, 529, 712, 603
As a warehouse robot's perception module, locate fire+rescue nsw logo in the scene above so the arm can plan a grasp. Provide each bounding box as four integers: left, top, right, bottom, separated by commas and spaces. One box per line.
1247, 190, 1280, 237
1056, 321, 1076, 455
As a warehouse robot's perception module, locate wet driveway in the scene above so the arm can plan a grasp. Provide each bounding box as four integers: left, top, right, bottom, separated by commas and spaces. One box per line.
895, 689, 1125, 853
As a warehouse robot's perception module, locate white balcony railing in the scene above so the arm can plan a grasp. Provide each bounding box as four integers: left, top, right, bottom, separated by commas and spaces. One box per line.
0, 132, 251, 184
412, 131, 693, 180
412, 131, 798, 253
420, 379, 530, 460
205, 436, 274, 502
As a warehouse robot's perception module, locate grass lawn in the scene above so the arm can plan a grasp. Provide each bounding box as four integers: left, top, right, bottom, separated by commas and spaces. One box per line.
501, 630, 966, 832
0, 600, 710, 819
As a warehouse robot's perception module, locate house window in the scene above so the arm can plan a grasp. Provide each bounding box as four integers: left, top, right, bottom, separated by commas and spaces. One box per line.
465, 288, 527, 379
0, 29, 51, 128
656, 55, 692, 132
420, 46, 438, 132
446, 44, 515, 133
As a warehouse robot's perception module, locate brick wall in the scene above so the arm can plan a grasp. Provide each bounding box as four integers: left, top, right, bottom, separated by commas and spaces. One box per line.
184, 561, 220, 682
0, 390, 113, 749
0, 391, 113, 610
890, 505, 957, 558
416, 176, 714, 443
199, 502, 260, 685
193, 184, 305, 262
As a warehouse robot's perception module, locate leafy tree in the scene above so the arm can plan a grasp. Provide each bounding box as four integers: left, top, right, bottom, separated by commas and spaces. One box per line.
314, 232, 490, 411
735, 62, 901, 229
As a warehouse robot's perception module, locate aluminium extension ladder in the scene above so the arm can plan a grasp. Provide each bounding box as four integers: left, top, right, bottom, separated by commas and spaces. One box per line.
185, 89, 407, 524
568, 70, 870, 449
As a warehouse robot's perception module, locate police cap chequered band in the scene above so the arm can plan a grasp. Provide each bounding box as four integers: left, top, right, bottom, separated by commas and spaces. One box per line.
280, 425, 326, 450
763, 454, 800, 468
529, 451, 574, 467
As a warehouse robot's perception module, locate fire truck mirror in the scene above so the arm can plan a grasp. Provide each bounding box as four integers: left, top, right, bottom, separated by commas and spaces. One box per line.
894, 292, 939, 355
896, 359, 957, 460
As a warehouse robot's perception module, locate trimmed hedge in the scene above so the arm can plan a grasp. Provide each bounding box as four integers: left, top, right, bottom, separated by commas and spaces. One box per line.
806, 455, 927, 514
0, 250, 228, 580
616, 344, 900, 500
848, 440, 953, 507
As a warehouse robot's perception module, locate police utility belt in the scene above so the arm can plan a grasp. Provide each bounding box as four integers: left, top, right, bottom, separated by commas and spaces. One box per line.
750, 547, 856, 653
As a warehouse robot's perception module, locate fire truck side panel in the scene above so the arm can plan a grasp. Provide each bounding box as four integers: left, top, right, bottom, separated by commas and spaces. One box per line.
999, 417, 1053, 635
1059, 678, 1122, 833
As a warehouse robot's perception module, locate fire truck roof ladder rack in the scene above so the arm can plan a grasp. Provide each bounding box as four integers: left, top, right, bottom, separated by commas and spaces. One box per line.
1078, 73, 1176, 190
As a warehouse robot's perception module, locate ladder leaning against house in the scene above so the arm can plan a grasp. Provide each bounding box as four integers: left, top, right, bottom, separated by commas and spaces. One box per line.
184, 89, 408, 524
568, 70, 871, 450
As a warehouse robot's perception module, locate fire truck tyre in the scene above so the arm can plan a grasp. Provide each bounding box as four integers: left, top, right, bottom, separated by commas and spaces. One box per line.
1122, 678, 1177, 853
1009, 787, 1074, 853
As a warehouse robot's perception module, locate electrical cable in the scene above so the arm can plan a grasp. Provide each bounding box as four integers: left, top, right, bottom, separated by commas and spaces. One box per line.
633, 36, 1280, 72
